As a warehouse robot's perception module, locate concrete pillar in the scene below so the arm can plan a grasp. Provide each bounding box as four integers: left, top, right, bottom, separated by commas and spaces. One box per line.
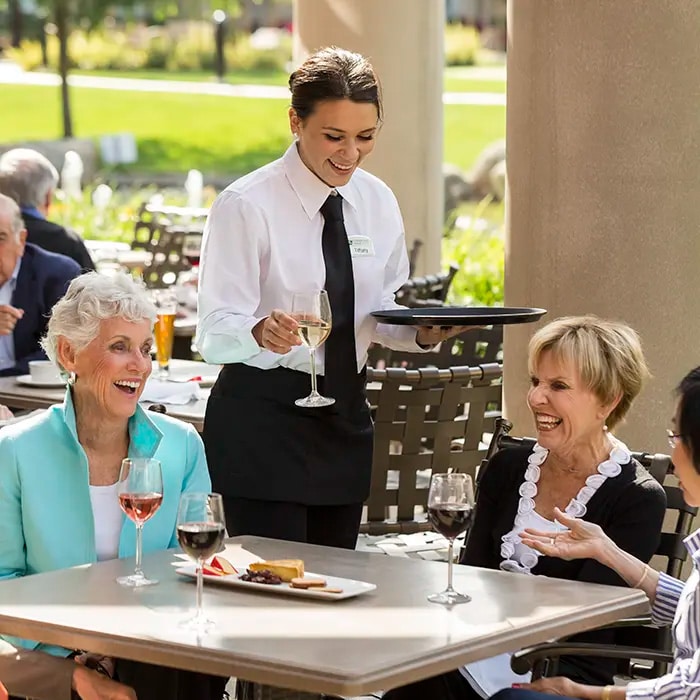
504, 1, 700, 452
293, 0, 444, 275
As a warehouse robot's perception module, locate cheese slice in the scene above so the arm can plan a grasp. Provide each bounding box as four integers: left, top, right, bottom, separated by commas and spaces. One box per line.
249, 559, 304, 582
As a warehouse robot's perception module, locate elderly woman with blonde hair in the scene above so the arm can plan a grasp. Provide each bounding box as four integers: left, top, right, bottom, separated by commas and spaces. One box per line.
0, 272, 227, 700
384, 316, 666, 700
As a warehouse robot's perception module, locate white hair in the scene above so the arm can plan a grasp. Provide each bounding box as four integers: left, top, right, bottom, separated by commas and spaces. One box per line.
0, 148, 59, 208
42, 272, 157, 377
0, 193, 25, 242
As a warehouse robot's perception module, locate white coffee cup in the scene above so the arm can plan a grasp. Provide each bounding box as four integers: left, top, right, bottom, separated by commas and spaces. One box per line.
28, 360, 62, 384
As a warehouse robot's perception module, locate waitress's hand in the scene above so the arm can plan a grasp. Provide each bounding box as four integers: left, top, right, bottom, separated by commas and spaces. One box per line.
415, 325, 482, 347
252, 310, 301, 354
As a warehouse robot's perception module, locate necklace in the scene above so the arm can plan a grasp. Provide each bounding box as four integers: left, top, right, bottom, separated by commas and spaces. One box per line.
499, 436, 631, 574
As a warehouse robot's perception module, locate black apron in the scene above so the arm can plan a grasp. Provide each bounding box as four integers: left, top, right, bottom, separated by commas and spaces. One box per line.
203, 363, 373, 505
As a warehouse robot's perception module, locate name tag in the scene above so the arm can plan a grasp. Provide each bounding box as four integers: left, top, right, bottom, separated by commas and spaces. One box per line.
348, 235, 375, 257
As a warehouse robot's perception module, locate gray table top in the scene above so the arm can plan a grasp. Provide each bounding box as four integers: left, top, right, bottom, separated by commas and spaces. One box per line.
0, 536, 648, 696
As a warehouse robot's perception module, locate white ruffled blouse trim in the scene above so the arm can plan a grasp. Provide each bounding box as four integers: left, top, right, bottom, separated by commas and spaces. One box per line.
499, 437, 631, 574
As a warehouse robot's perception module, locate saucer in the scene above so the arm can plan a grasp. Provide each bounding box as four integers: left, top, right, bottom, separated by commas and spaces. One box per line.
16, 375, 66, 389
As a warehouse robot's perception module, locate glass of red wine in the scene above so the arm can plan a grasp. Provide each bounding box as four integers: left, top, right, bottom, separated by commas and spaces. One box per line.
116, 458, 163, 588
176, 492, 226, 632
427, 472, 475, 605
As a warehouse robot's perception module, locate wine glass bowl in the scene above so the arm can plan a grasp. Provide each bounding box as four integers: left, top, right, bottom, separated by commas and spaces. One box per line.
176, 493, 226, 632
427, 472, 474, 605
116, 458, 163, 587
291, 290, 335, 408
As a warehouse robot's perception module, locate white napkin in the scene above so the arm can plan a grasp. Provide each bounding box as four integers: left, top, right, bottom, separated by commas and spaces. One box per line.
139, 377, 202, 405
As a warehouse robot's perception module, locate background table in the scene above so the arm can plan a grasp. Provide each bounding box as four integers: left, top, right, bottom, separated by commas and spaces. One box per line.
0, 536, 648, 696
0, 359, 215, 431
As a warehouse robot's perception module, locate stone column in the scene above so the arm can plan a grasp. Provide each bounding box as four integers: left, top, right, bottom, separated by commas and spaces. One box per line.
504, 0, 700, 452
293, 0, 444, 275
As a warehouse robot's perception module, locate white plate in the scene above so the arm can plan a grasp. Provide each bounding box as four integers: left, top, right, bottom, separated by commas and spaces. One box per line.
176, 564, 376, 602
15, 375, 65, 389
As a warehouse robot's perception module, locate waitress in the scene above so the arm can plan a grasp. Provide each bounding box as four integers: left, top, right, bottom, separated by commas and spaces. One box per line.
197, 46, 461, 549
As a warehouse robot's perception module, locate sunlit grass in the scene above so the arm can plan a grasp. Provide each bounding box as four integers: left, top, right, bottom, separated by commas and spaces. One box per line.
0, 84, 505, 176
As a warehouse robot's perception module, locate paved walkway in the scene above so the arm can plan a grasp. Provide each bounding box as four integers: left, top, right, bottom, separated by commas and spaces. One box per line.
0, 62, 506, 106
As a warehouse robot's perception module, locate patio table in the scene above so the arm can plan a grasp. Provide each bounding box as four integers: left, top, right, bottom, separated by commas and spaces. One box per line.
0, 536, 648, 696
0, 359, 215, 432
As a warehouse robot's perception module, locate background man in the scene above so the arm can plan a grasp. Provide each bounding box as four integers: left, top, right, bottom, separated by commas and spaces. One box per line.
0, 194, 80, 376
0, 149, 95, 271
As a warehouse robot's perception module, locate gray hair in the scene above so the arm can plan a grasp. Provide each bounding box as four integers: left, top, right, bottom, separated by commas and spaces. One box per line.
42, 272, 157, 376
0, 193, 25, 241
0, 148, 59, 209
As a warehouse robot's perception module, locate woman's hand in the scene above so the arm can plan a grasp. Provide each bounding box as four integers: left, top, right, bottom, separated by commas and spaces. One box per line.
520, 507, 611, 563
252, 310, 301, 354
72, 664, 136, 699
415, 325, 482, 347
515, 676, 592, 698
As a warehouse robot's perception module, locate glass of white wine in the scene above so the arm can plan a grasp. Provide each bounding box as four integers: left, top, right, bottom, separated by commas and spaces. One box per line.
292, 290, 335, 408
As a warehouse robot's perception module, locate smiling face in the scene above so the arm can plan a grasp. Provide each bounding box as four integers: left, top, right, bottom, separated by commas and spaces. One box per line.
527, 350, 615, 458
289, 98, 379, 187
59, 317, 153, 423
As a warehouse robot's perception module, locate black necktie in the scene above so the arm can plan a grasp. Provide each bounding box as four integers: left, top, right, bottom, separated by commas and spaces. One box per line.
321, 192, 357, 403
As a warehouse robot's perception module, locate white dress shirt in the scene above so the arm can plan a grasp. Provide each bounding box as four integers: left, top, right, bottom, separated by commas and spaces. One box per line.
196, 142, 423, 373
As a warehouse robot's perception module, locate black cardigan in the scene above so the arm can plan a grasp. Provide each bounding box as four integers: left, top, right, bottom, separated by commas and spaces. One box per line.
461, 445, 667, 685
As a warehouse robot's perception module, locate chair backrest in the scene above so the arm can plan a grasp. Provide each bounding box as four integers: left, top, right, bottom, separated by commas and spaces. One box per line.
361, 363, 503, 535
394, 263, 460, 308
481, 426, 697, 578
368, 326, 503, 372
132, 204, 208, 288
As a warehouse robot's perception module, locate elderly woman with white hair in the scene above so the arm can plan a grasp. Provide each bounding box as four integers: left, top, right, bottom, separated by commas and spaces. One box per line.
0, 271, 227, 700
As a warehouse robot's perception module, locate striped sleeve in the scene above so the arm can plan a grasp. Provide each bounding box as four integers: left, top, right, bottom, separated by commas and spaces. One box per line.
650, 572, 685, 626
626, 573, 700, 700
625, 653, 700, 700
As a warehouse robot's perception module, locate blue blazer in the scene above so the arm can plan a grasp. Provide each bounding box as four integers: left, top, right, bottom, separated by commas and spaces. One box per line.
1, 243, 81, 376
0, 390, 212, 655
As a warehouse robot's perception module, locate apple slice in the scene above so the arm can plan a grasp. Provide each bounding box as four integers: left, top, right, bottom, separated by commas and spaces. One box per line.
202, 564, 225, 576
210, 555, 238, 575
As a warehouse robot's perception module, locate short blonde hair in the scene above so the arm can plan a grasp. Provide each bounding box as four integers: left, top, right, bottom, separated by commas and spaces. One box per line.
527, 316, 650, 430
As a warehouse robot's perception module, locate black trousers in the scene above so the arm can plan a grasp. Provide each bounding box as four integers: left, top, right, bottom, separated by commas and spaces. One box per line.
116, 659, 228, 700
382, 669, 476, 700
224, 496, 363, 550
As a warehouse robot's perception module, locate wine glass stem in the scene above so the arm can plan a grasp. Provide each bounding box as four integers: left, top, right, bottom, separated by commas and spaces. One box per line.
446, 540, 455, 593
135, 524, 144, 578
309, 347, 319, 396
196, 560, 204, 620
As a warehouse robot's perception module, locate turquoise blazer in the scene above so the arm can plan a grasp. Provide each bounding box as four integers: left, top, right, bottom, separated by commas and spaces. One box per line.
0, 390, 212, 655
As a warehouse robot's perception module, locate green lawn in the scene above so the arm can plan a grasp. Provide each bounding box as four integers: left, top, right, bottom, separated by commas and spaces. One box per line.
0, 84, 504, 176
71, 68, 289, 86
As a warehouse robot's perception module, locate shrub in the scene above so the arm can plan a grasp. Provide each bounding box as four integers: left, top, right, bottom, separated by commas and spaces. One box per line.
226, 33, 291, 72
442, 198, 504, 306
50, 185, 217, 244
444, 24, 480, 66
6, 24, 292, 75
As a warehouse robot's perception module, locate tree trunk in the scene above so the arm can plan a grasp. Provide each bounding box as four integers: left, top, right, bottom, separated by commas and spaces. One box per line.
55, 0, 74, 138
9, 0, 23, 48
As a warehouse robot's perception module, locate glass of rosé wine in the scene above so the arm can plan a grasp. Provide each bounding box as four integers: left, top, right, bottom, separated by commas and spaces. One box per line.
116, 458, 163, 587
